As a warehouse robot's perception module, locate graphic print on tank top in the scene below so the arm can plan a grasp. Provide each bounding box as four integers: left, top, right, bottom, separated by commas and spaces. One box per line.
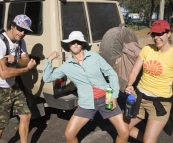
143, 60, 163, 76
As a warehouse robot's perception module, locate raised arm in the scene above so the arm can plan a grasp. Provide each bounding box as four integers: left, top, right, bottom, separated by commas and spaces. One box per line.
4, 53, 30, 68
43, 51, 65, 83
18, 53, 30, 67
0, 57, 36, 79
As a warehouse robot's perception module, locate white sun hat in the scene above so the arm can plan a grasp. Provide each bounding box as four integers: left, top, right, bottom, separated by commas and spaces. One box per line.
62, 31, 87, 43
61, 31, 91, 52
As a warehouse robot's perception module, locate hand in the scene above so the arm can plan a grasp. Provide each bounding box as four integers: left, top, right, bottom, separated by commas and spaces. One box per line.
4, 55, 17, 64
125, 85, 134, 95
27, 58, 36, 70
109, 98, 117, 110
48, 51, 60, 61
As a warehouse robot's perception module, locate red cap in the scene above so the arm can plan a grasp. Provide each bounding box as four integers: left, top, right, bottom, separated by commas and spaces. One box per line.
148, 20, 170, 34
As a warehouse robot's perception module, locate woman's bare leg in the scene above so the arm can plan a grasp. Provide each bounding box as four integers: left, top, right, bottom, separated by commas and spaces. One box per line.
109, 113, 129, 143
143, 119, 165, 143
65, 115, 90, 143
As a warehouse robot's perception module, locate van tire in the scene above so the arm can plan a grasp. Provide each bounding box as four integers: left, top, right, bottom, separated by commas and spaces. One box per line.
99, 25, 138, 68
99, 25, 139, 92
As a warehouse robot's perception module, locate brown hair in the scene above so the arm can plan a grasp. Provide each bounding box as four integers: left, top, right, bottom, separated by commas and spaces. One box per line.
6, 21, 16, 30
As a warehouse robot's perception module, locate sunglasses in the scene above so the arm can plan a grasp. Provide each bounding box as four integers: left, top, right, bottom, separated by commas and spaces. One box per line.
150, 31, 167, 38
70, 40, 84, 45
16, 26, 30, 34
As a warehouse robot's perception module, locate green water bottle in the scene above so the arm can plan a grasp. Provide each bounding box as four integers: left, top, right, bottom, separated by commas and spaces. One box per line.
105, 88, 113, 110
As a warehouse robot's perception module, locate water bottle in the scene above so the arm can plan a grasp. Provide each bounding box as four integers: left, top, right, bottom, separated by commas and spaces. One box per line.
125, 93, 136, 118
105, 88, 113, 110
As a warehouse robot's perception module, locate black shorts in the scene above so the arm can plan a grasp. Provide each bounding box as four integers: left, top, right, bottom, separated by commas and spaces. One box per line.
74, 96, 122, 120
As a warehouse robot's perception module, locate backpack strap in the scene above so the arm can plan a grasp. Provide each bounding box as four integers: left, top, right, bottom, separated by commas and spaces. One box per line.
0, 29, 10, 55
0, 29, 22, 57
18, 40, 22, 58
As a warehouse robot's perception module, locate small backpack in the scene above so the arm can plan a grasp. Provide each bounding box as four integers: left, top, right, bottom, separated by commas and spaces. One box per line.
0, 29, 22, 57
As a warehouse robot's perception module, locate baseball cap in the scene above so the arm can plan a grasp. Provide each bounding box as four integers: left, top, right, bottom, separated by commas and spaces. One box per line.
148, 20, 170, 34
13, 14, 32, 32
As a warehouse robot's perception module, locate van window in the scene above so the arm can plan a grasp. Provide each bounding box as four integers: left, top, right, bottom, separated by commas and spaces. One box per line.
87, 3, 121, 42
0, 4, 5, 29
8, 2, 42, 35
61, 2, 90, 42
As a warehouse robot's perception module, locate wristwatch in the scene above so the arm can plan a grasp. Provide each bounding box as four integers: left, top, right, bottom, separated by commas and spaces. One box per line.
14, 57, 19, 65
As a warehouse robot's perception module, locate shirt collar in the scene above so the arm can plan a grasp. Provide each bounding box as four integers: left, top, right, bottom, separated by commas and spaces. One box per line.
66, 50, 91, 63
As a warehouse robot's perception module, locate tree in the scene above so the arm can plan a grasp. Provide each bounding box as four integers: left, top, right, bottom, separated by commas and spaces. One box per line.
119, 0, 173, 26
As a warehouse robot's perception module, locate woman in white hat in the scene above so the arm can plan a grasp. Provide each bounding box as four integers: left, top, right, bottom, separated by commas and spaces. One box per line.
43, 31, 129, 143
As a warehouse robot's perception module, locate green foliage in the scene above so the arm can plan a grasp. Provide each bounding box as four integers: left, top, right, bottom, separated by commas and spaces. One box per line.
119, 0, 173, 26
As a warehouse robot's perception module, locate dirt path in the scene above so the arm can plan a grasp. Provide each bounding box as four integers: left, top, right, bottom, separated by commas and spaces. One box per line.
134, 28, 154, 48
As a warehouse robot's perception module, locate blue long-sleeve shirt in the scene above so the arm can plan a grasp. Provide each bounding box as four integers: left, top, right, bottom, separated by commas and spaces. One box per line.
43, 50, 119, 109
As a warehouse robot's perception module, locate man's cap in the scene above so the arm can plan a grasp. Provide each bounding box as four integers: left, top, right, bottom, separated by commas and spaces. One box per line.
13, 14, 32, 32
61, 31, 91, 52
148, 20, 170, 34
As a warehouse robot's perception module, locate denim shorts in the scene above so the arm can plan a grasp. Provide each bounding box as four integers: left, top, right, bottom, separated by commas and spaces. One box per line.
74, 96, 122, 120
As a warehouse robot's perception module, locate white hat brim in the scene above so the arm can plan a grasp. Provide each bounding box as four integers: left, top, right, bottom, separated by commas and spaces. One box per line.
62, 38, 87, 43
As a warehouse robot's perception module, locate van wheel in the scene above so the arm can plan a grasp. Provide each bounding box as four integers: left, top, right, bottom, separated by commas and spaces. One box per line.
99, 25, 138, 68
99, 25, 139, 92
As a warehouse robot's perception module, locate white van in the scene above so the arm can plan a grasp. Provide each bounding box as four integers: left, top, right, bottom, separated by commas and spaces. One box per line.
125, 13, 140, 24
0, 0, 124, 118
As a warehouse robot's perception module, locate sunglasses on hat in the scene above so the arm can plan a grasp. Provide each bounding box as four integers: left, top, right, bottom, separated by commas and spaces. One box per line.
70, 40, 84, 45
16, 26, 30, 34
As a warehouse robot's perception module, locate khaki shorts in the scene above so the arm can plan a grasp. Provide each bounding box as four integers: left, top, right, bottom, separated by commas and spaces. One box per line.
137, 98, 172, 124
0, 82, 31, 129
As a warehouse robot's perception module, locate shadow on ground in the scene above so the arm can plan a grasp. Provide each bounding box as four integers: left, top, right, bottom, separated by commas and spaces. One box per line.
5, 93, 146, 143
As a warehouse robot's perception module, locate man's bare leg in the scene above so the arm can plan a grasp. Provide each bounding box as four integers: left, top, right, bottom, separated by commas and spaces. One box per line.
18, 114, 31, 143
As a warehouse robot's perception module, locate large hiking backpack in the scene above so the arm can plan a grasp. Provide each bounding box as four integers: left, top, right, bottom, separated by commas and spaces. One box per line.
99, 24, 142, 93
0, 29, 22, 57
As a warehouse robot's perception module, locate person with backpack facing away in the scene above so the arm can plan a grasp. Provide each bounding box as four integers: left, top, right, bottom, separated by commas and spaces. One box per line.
43, 31, 129, 143
0, 14, 36, 143
125, 20, 173, 143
